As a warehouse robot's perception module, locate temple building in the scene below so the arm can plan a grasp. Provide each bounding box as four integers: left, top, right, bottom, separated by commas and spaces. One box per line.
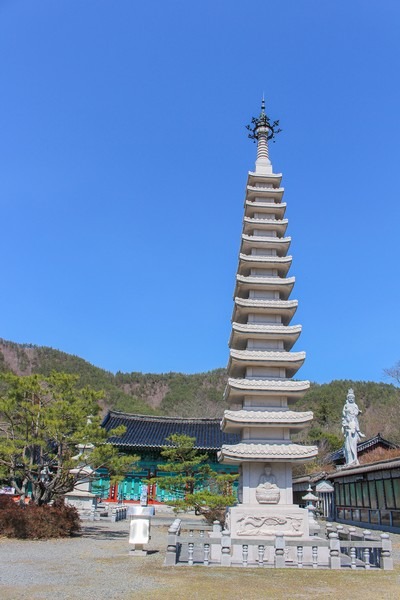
219, 101, 318, 540
98, 412, 239, 502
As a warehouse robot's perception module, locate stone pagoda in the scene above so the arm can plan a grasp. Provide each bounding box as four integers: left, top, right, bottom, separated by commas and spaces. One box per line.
219, 101, 318, 546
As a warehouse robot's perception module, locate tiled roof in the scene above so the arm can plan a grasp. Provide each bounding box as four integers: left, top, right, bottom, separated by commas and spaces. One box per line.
102, 411, 240, 450
327, 434, 399, 463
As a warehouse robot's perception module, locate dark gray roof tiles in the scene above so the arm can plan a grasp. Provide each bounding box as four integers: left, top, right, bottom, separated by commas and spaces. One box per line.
102, 410, 240, 450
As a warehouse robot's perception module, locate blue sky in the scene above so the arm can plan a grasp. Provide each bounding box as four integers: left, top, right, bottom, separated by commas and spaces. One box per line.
1, 1, 399, 383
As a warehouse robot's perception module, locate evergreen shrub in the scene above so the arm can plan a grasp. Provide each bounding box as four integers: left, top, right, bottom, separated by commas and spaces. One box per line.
0, 496, 81, 539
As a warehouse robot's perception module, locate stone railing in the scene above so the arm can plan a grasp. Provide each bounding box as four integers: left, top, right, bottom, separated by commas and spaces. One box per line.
165, 520, 393, 570
83, 503, 128, 522
325, 523, 393, 570
111, 506, 127, 522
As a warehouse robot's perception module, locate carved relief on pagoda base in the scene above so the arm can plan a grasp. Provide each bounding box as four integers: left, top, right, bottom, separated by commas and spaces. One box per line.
237, 514, 302, 536
228, 505, 310, 539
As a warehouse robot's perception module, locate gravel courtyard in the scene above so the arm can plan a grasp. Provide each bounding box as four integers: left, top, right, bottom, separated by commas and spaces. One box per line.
1, 515, 400, 600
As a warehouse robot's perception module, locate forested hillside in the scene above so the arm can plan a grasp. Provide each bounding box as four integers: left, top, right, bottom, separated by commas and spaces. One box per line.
0, 338, 399, 445
296, 379, 400, 451
0, 339, 227, 417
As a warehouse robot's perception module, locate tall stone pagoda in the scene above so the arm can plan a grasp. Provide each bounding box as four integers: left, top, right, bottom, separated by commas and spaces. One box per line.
219, 101, 318, 543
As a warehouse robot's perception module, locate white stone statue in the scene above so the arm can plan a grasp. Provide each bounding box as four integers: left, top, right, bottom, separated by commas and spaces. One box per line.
342, 388, 365, 466
255, 463, 280, 504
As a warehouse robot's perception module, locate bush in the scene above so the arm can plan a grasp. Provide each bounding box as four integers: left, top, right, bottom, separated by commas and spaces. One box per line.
0, 496, 81, 539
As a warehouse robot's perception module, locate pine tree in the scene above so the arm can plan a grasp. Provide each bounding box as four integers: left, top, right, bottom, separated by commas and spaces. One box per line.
0, 372, 138, 505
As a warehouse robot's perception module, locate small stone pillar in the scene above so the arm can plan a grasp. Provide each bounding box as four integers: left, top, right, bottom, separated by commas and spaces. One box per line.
362, 529, 372, 540
274, 533, 285, 568
380, 533, 393, 570
329, 532, 341, 569
213, 520, 222, 534
220, 533, 232, 567
165, 519, 181, 566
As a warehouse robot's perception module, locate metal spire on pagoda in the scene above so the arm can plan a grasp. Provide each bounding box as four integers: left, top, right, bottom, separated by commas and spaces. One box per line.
246, 98, 281, 174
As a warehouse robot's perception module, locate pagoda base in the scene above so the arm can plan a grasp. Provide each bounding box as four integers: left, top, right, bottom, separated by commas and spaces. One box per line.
222, 505, 328, 566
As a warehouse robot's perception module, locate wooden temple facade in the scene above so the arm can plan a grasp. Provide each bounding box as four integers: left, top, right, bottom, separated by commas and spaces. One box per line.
98, 411, 239, 503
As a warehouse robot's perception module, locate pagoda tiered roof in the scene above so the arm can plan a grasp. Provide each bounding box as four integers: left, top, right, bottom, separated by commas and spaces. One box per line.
228, 349, 306, 378
247, 171, 283, 187
238, 253, 292, 277
243, 216, 288, 236
245, 200, 287, 219
241, 234, 291, 255
230, 322, 301, 350
221, 409, 313, 432
233, 297, 298, 324
224, 377, 310, 402
219, 441, 318, 463
235, 274, 295, 299
245, 186, 284, 203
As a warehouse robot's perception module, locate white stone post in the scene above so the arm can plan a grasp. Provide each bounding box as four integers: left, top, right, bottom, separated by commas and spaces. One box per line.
220, 533, 231, 567
257, 544, 265, 567
274, 533, 286, 568
329, 532, 341, 569
380, 533, 393, 570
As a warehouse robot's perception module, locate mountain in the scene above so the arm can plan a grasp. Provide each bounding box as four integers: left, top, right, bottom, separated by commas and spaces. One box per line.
0, 339, 228, 417
0, 338, 399, 444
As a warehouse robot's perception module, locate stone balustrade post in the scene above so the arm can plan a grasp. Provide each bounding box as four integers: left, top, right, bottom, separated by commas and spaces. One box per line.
165, 533, 178, 566
220, 534, 231, 567
203, 543, 210, 566
274, 533, 285, 568
297, 545, 304, 568
165, 520, 181, 566
257, 544, 265, 567
350, 546, 357, 569
111, 508, 117, 523
380, 533, 393, 570
213, 520, 222, 534
329, 532, 341, 569
312, 545, 318, 569
362, 529, 372, 540
188, 542, 194, 566
363, 547, 370, 569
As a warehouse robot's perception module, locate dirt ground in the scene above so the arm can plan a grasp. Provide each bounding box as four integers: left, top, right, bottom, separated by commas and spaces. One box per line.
0, 517, 399, 600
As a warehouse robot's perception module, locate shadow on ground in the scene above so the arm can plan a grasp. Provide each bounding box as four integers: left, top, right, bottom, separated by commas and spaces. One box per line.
80, 525, 129, 540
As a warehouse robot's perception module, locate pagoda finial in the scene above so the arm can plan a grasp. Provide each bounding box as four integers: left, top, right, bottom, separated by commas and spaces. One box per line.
246, 98, 281, 143
246, 99, 281, 174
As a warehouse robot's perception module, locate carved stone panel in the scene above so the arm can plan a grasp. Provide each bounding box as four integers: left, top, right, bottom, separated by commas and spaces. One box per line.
229, 505, 309, 539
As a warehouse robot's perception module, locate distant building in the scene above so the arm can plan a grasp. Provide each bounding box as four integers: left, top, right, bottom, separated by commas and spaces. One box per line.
327, 433, 398, 466
293, 435, 400, 532
99, 411, 239, 502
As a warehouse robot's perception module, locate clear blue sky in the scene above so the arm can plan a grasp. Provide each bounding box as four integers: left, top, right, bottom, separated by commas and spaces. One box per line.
1, 1, 399, 383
